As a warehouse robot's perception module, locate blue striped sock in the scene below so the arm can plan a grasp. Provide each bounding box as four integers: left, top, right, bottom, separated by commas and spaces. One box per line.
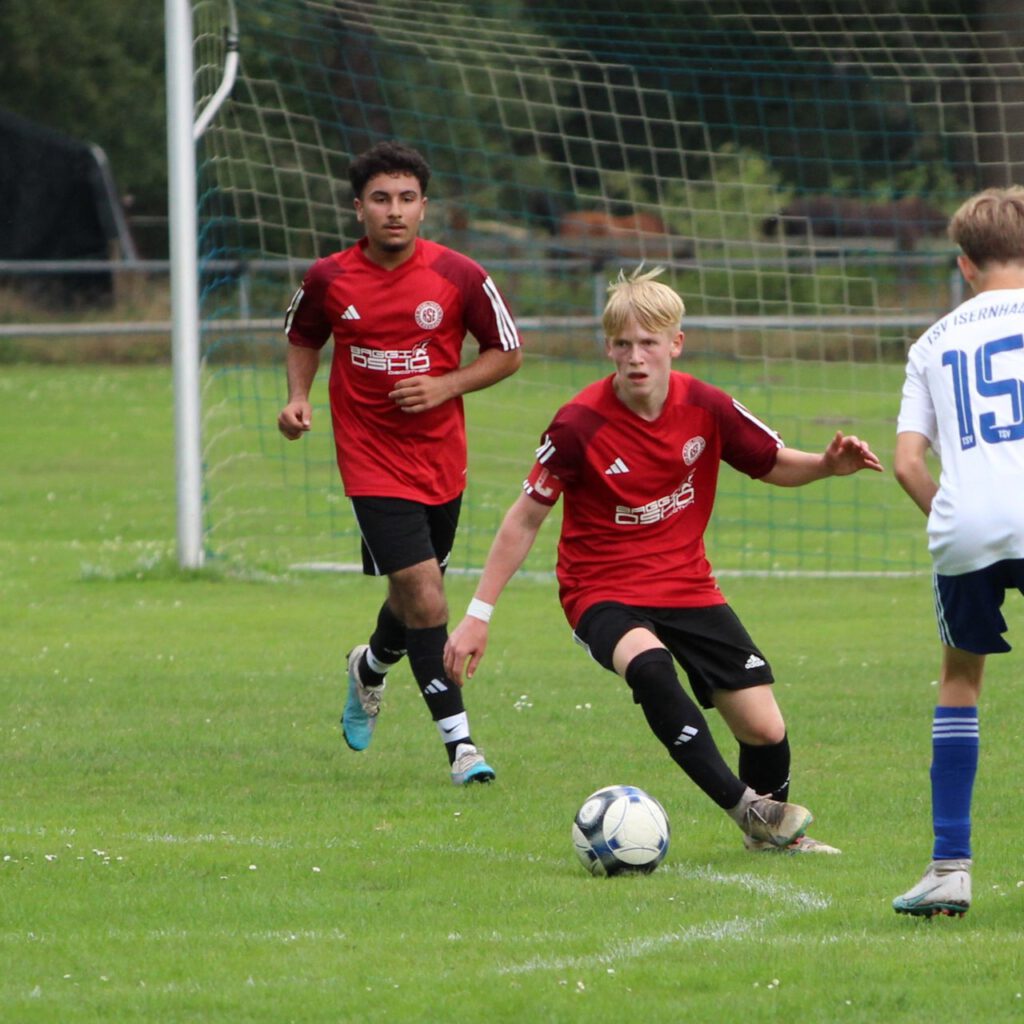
930, 706, 979, 861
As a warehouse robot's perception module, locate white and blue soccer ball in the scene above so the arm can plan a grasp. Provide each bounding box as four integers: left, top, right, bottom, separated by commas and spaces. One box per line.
571, 784, 670, 877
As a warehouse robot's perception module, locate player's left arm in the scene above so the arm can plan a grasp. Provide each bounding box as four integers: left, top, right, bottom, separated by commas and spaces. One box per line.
389, 346, 522, 414
761, 430, 884, 486
390, 266, 522, 413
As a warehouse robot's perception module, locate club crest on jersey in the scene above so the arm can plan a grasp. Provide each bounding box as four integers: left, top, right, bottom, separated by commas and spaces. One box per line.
682, 436, 706, 466
414, 301, 443, 330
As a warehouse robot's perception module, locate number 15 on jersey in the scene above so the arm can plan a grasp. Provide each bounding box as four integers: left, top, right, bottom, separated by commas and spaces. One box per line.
942, 334, 1024, 450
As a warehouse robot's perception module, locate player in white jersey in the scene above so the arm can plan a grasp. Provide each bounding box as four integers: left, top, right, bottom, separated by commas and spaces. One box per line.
893, 186, 1024, 917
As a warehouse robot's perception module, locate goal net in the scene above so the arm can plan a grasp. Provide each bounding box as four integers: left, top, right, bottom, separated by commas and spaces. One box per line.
189, 0, 1024, 577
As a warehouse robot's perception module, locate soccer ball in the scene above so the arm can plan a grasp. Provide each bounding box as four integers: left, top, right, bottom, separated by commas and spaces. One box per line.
571, 785, 670, 877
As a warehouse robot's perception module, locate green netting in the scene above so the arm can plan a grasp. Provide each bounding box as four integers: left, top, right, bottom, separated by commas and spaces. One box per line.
190, 0, 1024, 575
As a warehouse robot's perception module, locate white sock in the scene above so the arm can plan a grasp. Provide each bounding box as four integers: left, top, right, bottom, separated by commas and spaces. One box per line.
436, 712, 469, 745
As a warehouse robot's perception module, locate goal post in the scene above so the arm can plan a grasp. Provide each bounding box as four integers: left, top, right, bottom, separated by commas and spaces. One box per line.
175, 0, 1024, 576
165, 0, 204, 570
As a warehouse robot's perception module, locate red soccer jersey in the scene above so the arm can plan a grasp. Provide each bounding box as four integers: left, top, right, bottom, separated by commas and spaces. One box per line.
285, 237, 520, 503
523, 372, 783, 626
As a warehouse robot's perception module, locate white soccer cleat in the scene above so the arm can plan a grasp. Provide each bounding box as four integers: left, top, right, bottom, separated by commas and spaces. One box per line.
893, 859, 972, 918
744, 833, 841, 854
738, 796, 813, 848
450, 743, 495, 786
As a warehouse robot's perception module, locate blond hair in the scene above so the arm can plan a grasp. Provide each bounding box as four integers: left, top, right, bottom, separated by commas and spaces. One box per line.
949, 186, 1024, 267
602, 265, 685, 338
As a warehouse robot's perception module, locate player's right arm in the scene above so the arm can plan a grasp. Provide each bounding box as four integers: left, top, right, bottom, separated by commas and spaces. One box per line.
444, 492, 554, 684
278, 344, 320, 439
893, 342, 938, 515
893, 430, 937, 515
278, 265, 332, 439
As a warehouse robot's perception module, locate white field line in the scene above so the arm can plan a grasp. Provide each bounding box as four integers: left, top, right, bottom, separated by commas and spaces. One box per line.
497, 915, 771, 976
671, 862, 831, 913
2, 826, 563, 861
496, 862, 830, 977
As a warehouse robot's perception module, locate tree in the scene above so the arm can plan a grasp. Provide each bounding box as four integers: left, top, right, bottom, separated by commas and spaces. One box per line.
0, 1, 167, 222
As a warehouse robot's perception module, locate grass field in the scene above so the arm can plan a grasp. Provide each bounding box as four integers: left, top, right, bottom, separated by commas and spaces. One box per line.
5, 364, 1024, 1023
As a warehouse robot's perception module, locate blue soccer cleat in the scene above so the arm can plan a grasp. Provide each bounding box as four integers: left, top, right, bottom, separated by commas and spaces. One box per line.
341, 645, 384, 751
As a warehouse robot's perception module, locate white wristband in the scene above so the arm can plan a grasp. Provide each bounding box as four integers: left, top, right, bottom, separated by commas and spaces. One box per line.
467, 598, 494, 623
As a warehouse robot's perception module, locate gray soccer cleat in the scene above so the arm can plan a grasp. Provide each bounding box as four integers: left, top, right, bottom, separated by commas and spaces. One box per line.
450, 743, 495, 786
893, 859, 972, 917
738, 796, 813, 848
744, 833, 841, 854
341, 644, 384, 751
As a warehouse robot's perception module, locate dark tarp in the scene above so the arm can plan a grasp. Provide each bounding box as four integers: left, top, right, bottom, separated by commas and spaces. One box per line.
0, 108, 119, 304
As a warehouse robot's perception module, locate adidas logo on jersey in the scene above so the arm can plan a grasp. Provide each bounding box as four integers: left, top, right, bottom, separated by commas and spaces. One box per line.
340, 304, 361, 320
744, 654, 766, 670
604, 457, 630, 475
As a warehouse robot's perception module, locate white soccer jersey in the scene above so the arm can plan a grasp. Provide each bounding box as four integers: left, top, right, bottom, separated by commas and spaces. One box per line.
898, 287, 1024, 574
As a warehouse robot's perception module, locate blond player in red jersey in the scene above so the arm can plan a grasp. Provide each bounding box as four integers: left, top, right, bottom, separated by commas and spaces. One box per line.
445, 266, 882, 850
279, 141, 522, 784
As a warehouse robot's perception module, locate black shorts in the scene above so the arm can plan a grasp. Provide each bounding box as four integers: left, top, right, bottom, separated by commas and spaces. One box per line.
934, 558, 1024, 654
351, 495, 462, 577
572, 601, 773, 709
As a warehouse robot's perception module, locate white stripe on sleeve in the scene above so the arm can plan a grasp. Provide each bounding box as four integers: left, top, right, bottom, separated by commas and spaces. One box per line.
482, 275, 520, 351
732, 399, 783, 448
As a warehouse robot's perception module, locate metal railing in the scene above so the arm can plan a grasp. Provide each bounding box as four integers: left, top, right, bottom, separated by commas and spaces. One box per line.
0, 253, 961, 340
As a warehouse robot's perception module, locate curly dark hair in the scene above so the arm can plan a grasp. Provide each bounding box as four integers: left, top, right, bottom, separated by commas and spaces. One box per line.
348, 141, 431, 198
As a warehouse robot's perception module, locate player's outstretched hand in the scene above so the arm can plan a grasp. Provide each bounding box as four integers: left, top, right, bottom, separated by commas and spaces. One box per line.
824, 430, 884, 476
278, 400, 312, 439
444, 616, 489, 686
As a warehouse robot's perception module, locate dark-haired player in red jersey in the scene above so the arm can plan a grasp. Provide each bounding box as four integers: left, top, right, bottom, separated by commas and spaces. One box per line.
278, 141, 522, 784
445, 266, 883, 848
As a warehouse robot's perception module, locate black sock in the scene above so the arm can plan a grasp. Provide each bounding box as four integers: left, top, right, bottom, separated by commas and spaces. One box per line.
405, 624, 471, 763
361, 602, 407, 686
626, 648, 746, 810
738, 735, 791, 802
